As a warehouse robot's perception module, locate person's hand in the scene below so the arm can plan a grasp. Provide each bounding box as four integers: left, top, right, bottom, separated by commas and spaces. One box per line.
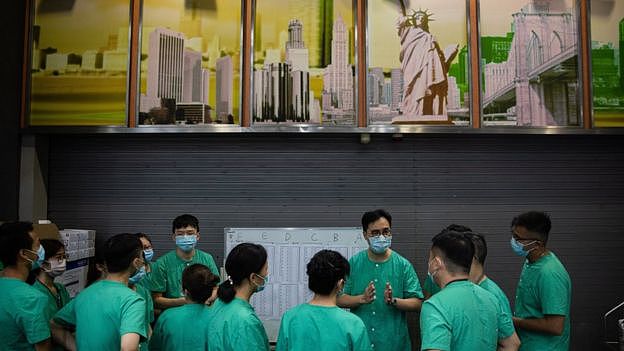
384, 282, 394, 305
359, 281, 376, 304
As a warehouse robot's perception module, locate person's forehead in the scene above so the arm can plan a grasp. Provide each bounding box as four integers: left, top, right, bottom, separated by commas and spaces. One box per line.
368, 217, 390, 229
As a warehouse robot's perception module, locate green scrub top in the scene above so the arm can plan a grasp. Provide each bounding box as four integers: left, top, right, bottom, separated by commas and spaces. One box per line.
514, 252, 571, 351
33, 280, 72, 351
479, 277, 514, 337
150, 303, 212, 351
420, 280, 507, 351
343, 249, 423, 351
33, 279, 72, 319
149, 249, 219, 298
423, 274, 441, 297
0, 277, 51, 350
206, 297, 269, 351
276, 303, 371, 351
135, 283, 155, 351
54, 280, 148, 351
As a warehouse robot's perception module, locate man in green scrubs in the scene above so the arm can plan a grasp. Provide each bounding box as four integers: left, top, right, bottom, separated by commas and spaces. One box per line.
337, 209, 423, 351
51, 233, 148, 351
149, 214, 219, 310
420, 230, 520, 351
510, 211, 571, 350
277, 250, 371, 351
0, 221, 52, 351
150, 263, 219, 350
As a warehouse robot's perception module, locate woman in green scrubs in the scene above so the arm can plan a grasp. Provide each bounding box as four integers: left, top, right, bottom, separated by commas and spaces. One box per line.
277, 250, 371, 351
150, 263, 219, 350
207, 243, 270, 351
33, 239, 71, 351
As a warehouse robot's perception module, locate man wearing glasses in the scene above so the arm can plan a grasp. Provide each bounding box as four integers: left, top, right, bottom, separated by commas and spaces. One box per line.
337, 209, 424, 351
510, 211, 571, 351
149, 214, 219, 310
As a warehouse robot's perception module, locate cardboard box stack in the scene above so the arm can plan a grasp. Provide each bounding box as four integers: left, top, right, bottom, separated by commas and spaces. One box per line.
58, 229, 96, 297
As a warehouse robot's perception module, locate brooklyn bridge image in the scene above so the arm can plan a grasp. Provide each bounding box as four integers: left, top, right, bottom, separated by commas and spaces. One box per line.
483, 1, 579, 126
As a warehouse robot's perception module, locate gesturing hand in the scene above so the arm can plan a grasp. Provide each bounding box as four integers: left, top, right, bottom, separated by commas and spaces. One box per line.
384, 282, 394, 305
360, 281, 376, 304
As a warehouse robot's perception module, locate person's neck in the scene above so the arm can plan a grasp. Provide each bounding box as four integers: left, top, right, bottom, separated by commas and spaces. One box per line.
177, 248, 195, 261
468, 265, 486, 284
37, 271, 56, 288
527, 247, 549, 263
438, 272, 469, 289
309, 293, 337, 307
0, 265, 29, 281
367, 248, 392, 263
106, 271, 131, 285
234, 283, 254, 302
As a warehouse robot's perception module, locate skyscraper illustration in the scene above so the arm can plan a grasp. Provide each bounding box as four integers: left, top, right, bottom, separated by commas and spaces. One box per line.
287, 1, 333, 67
216, 55, 233, 121
147, 28, 185, 102
322, 16, 354, 112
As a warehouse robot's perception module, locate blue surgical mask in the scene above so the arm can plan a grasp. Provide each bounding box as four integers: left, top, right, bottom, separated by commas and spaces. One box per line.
143, 249, 154, 262
369, 236, 391, 254
129, 266, 146, 285
254, 273, 269, 293
510, 237, 536, 257
26, 245, 46, 270
176, 235, 197, 252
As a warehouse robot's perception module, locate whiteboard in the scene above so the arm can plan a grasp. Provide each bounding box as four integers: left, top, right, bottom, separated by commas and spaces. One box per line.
224, 227, 368, 342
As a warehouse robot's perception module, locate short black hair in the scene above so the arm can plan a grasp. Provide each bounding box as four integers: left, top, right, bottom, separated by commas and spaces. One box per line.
182, 264, 220, 304
511, 211, 551, 242
306, 250, 350, 295
172, 214, 200, 233
465, 232, 487, 264
104, 234, 143, 273
431, 230, 474, 274
0, 221, 35, 267
40, 239, 64, 260
361, 209, 392, 232
443, 224, 472, 233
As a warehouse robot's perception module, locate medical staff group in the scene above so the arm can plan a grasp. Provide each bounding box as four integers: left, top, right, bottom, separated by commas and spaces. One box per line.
0, 210, 571, 351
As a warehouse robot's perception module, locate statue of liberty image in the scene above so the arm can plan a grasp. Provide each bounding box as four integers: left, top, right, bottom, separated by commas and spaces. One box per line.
396, 2, 458, 117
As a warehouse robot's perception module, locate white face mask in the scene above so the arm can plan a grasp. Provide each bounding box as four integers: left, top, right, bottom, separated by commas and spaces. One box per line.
44, 259, 67, 278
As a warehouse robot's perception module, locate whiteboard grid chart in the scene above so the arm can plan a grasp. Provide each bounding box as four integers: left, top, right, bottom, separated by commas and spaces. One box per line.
224, 227, 368, 342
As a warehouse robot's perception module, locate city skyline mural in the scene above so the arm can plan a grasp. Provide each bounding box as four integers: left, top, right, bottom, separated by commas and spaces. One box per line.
590, 0, 624, 127
480, 0, 581, 127
29, 0, 131, 126
252, 0, 356, 126
138, 0, 241, 125
367, 0, 469, 125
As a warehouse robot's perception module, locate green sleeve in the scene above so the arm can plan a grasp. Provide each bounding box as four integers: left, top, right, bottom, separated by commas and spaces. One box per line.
343, 257, 356, 296
403, 260, 424, 299
231, 317, 269, 351
205, 254, 220, 280
149, 260, 167, 293
120, 295, 148, 340
423, 274, 441, 296
497, 307, 515, 339
419, 301, 451, 351
20, 290, 51, 344
54, 298, 77, 327
352, 320, 372, 351
275, 314, 288, 351
539, 271, 570, 316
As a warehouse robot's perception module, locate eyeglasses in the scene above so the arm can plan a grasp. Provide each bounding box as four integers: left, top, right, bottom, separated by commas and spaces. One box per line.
51, 254, 68, 261
367, 228, 392, 238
